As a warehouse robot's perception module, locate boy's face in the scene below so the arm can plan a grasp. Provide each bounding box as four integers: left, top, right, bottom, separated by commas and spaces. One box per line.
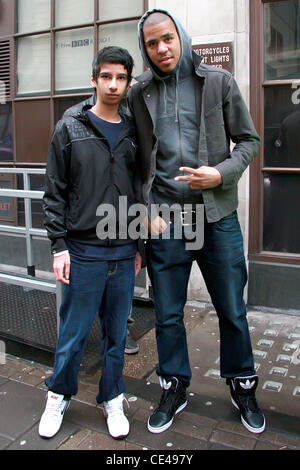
91, 62, 130, 105
143, 16, 181, 74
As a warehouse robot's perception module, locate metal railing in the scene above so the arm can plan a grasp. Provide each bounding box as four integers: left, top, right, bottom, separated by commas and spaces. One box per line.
0, 167, 62, 323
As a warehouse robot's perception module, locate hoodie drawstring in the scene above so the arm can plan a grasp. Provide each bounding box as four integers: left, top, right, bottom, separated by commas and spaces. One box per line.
162, 81, 167, 116
175, 73, 179, 123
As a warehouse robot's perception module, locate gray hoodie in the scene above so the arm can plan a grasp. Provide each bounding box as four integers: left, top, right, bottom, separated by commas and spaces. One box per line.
138, 9, 203, 207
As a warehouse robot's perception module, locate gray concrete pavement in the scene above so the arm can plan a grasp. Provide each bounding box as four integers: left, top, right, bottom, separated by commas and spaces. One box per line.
0, 304, 300, 453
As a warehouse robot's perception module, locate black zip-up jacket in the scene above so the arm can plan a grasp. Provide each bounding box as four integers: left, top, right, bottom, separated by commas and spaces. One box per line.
43, 96, 141, 254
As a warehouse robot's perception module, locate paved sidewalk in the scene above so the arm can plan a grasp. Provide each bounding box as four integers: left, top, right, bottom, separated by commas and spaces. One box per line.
0, 304, 300, 453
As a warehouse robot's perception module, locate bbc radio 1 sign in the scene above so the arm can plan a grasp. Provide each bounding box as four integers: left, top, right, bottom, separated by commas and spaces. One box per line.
192, 42, 234, 74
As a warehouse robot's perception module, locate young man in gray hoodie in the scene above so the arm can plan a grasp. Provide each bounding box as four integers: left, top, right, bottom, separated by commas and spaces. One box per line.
128, 9, 265, 435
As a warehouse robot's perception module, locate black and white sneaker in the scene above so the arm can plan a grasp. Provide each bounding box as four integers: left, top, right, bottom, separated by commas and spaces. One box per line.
228, 375, 265, 434
147, 377, 187, 434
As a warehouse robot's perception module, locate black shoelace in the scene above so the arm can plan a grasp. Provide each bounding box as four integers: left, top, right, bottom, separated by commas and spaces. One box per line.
238, 391, 259, 412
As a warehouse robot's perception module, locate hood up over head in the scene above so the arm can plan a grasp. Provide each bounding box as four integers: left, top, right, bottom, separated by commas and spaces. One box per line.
137, 8, 194, 81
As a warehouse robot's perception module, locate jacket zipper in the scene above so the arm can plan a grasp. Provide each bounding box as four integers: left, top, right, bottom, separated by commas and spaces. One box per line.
108, 150, 115, 246
175, 76, 185, 207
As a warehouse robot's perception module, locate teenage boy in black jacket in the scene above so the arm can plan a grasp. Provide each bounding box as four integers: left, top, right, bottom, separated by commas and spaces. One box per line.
39, 46, 142, 440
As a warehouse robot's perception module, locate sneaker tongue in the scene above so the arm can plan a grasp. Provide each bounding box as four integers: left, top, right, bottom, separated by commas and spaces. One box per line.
49, 392, 64, 403
236, 377, 257, 393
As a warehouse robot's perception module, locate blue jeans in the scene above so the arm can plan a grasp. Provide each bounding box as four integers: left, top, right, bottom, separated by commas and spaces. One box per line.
146, 212, 255, 387
45, 254, 135, 403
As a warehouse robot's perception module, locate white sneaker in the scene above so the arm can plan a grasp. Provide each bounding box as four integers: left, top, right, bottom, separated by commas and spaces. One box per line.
38, 391, 70, 438
103, 393, 130, 439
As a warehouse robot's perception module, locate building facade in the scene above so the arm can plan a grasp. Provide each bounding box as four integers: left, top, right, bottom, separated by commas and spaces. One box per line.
0, 0, 299, 310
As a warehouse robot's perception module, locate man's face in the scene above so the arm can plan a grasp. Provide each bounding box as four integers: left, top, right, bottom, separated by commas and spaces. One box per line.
91, 62, 130, 105
142, 16, 181, 74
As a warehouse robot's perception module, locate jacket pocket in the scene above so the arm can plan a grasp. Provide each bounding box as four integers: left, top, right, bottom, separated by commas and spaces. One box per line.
205, 101, 222, 118
205, 103, 228, 155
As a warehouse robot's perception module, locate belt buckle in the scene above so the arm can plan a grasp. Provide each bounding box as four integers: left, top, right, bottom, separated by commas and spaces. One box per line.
180, 210, 196, 226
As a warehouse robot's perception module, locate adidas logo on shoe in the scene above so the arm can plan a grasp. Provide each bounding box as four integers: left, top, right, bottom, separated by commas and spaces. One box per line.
240, 379, 256, 390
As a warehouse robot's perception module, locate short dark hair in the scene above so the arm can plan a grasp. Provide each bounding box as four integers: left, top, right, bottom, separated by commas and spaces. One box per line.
92, 46, 134, 83
143, 12, 170, 29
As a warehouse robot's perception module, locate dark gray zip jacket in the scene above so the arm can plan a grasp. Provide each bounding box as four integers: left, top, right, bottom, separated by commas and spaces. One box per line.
128, 8, 260, 223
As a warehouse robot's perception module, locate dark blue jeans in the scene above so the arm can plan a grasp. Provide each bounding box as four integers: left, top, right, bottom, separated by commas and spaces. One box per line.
146, 212, 255, 387
45, 254, 135, 403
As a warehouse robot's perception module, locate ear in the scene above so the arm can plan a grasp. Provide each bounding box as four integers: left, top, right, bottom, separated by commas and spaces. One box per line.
90, 74, 97, 88
126, 79, 133, 91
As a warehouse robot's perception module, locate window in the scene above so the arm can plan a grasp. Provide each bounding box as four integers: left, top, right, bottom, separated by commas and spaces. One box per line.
263, 173, 300, 253
250, 0, 300, 261
264, 1, 300, 80
17, 0, 51, 33
55, 28, 94, 92
0, 103, 13, 162
55, 0, 94, 28
17, 34, 51, 95
16, 0, 144, 98
11, 0, 145, 165
98, 21, 143, 76
262, 1, 300, 255
98, 0, 144, 22
264, 86, 300, 168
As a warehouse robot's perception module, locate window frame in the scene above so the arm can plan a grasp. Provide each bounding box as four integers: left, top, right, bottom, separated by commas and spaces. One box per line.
249, 0, 300, 265
4, 0, 147, 166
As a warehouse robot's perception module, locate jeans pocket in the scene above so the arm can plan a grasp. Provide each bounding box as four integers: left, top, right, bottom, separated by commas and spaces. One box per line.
214, 212, 238, 232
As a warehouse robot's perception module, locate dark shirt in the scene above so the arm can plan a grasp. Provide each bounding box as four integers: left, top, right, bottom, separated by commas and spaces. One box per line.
87, 110, 123, 149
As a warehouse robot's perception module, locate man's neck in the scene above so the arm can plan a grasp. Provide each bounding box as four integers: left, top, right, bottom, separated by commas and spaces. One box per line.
90, 102, 120, 123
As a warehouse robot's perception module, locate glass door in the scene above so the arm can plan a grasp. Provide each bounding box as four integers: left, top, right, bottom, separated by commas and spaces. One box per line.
263, 1, 300, 255
249, 0, 300, 262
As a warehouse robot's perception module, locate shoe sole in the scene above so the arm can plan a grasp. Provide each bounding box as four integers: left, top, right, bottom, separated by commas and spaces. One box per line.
124, 348, 139, 354
231, 398, 265, 434
109, 432, 129, 440
147, 400, 187, 434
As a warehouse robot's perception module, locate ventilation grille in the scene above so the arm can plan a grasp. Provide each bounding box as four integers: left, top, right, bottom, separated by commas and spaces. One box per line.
0, 40, 11, 102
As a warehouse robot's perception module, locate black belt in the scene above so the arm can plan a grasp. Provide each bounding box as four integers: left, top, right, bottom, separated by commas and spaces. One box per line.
168, 209, 236, 226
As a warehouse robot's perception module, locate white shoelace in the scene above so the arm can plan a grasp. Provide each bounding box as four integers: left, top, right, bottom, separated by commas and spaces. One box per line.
44, 397, 68, 418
